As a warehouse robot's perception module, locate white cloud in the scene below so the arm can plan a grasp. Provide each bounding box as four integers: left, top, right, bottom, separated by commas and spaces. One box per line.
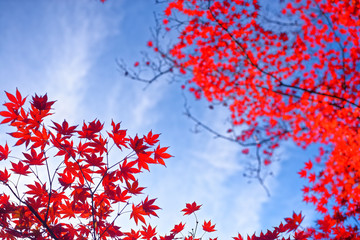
41, 1, 121, 122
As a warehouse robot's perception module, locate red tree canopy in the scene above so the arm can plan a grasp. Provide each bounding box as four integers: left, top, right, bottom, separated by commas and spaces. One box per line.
122, 0, 360, 239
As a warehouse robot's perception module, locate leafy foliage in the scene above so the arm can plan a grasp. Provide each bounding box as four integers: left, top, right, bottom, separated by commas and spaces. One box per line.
0, 90, 178, 239
121, 0, 360, 239
0, 85, 309, 239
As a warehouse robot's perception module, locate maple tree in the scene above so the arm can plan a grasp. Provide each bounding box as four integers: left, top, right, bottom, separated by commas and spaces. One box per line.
0, 89, 309, 239
117, 0, 360, 239
0, 89, 221, 239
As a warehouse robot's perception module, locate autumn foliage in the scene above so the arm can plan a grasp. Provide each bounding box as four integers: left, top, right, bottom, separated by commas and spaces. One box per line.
0, 88, 308, 239
121, 0, 360, 239
0, 89, 218, 239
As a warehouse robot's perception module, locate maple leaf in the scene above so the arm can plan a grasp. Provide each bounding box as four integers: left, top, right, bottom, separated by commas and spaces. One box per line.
284, 212, 304, 232
4, 89, 26, 110
124, 229, 141, 240
84, 153, 105, 168
87, 135, 108, 155
0, 169, 10, 183
59, 200, 76, 219
77, 141, 92, 157
141, 197, 160, 217
126, 179, 145, 195
118, 159, 141, 182
202, 220, 216, 232
182, 202, 201, 215
30, 127, 51, 150
51, 120, 77, 138
304, 160, 313, 170
22, 148, 47, 166
78, 119, 104, 140
26, 181, 47, 197
10, 161, 31, 176
30, 93, 55, 111
113, 186, 131, 202
130, 203, 146, 225
153, 145, 172, 166
136, 151, 155, 171
0, 107, 20, 124
58, 171, 75, 190
298, 169, 307, 178
241, 148, 249, 154
9, 127, 32, 147
171, 222, 185, 234
143, 130, 160, 146
0, 143, 10, 161
129, 135, 149, 154
141, 224, 157, 240
108, 120, 128, 149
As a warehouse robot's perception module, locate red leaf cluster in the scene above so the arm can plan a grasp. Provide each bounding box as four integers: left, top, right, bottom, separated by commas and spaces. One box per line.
142, 0, 360, 238
0, 90, 176, 239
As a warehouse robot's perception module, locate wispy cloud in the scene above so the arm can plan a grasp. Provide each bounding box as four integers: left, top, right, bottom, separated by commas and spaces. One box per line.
42, 2, 122, 122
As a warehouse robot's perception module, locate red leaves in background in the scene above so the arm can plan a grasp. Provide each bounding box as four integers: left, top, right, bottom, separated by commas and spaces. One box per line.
145, 0, 360, 238
241, 148, 249, 154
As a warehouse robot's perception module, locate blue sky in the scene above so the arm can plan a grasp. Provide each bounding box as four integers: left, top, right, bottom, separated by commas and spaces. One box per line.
0, 1, 316, 238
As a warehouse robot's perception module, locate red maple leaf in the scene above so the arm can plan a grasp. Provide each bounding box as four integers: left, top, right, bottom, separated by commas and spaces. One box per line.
153, 145, 172, 166
78, 119, 104, 140
182, 202, 201, 215
143, 131, 160, 146
129, 135, 149, 154
0, 169, 10, 183
141, 224, 157, 240
118, 159, 140, 182
51, 120, 77, 138
26, 181, 47, 197
23, 148, 47, 166
30, 94, 55, 111
171, 222, 185, 234
108, 120, 128, 150
130, 204, 146, 225
141, 197, 160, 217
0, 143, 10, 161
126, 180, 145, 195
4, 89, 26, 111
202, 220, 216, 232
58, 171, 75, 190
10, 161, 31, 176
